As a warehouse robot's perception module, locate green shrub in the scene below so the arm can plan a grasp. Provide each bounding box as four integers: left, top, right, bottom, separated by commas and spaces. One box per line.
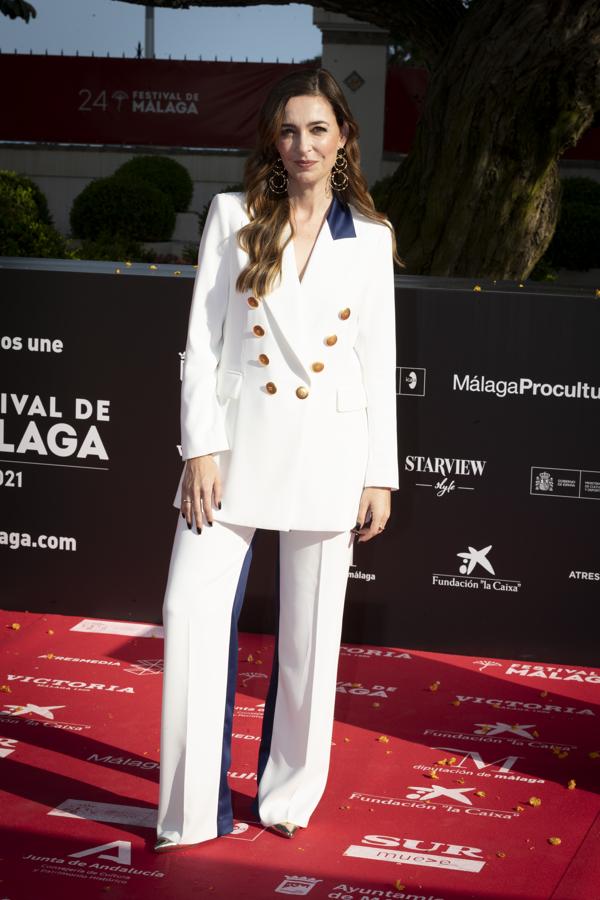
114, 155, 193, 212
70, 176, 176, 242
198, 184, 244, 239
0, 170, 53, 225
0, 174, 71, 258
544, 177, 600, 270
76, 232, 154, 263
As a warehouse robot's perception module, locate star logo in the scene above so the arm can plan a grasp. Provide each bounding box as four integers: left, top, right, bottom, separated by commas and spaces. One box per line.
405, 785, 476, 805
473, 722, 536, 739
457, 545, 495, 576
1, 703, 65, 720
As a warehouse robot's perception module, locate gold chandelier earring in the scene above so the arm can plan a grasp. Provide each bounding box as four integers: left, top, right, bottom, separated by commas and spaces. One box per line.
330, 146, 349, 191
268, 156, 288, 195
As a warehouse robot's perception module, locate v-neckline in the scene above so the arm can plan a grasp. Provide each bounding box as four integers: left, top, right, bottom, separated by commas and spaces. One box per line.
292, 199, 333, 285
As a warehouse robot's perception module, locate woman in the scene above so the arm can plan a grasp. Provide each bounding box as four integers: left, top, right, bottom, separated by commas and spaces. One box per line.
155, 67, 400, 852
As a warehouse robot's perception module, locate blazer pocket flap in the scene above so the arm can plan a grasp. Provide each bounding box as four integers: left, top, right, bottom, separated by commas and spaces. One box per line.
217, 369, 243, 401
336, 382, 367, 412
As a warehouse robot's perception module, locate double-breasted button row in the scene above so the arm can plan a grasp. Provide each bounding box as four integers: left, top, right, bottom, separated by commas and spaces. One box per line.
248, 298, 351, 399
321, 308, 351, 350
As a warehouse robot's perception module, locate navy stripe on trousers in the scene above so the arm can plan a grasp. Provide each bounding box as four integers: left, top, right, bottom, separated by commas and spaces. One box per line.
216, 534, 255, 835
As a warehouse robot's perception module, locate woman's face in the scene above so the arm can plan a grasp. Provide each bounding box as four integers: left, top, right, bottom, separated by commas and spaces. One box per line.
275, 94, 346, 192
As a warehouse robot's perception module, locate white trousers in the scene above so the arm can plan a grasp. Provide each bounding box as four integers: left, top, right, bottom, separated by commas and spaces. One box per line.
156, 516, 354, 845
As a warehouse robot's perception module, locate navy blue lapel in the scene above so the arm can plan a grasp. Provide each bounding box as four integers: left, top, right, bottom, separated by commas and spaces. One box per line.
326, 193, 356, 240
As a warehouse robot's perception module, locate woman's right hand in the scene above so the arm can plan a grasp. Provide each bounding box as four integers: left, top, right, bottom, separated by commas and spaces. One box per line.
181, 455, 222, 533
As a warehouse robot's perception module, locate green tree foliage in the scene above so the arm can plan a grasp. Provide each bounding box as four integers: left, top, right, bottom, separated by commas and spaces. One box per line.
0, 0, 36, 21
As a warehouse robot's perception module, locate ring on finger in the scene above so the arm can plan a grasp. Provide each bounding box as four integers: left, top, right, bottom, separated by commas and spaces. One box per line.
182, 499, 192, 504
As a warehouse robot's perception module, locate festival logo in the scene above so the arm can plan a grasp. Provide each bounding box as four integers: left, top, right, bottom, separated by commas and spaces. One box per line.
432, 544, 521, 593
239, 671, 268, 688
336, 681, 398, 700
501, 663, 600, 684
472, 659, 502, 672
397, 367, 426, 397
0, 392, 111, 466
78, 88, 199, 117
404, 455, 487, 498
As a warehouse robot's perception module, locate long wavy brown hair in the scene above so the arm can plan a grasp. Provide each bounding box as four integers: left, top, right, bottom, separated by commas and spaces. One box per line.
236, 68, 401, 299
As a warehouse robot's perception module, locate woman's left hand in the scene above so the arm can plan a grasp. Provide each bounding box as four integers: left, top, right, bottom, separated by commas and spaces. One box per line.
353, 487, 391, 543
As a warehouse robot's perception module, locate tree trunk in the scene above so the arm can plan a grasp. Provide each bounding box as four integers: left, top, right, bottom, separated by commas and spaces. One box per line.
388, 0, 600, 279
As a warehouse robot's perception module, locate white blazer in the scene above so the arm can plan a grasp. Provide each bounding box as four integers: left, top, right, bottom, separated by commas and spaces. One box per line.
173, 191, 398, 531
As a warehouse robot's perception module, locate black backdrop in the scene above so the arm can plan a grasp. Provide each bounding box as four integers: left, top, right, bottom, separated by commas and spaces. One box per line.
1, 260, 598, 665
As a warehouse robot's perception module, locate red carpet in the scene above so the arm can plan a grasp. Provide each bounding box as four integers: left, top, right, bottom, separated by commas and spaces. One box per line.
0, 609, 598, 900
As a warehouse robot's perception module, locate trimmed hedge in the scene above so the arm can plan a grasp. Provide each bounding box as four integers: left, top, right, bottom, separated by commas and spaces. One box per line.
77, 233, 154, 263
114, 155, 193, 213
70, 175, 176, 242
0, 172, 70, 258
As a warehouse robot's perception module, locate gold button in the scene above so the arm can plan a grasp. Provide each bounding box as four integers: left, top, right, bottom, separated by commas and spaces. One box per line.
258, 353, 270, 365
339, 307, 351, 320
266, 381, 277, 394
247, 296, 259, 308
296, 386, 309, 399
325, 334, 338, 346
253, 325, 265, 336
312, 361, 324, 372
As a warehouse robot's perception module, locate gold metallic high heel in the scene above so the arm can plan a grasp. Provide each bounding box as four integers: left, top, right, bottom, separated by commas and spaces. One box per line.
269, 821, 299, 839
154, 836, 200, 853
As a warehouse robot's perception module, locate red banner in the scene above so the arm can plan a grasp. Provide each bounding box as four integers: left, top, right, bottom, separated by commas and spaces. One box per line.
0, 54, 598, 159
0, 55, 310, 149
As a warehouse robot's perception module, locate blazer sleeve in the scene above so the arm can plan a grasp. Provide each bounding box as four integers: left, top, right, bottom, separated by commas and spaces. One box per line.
180, 193, 234, 461
354, 223, 400, 490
